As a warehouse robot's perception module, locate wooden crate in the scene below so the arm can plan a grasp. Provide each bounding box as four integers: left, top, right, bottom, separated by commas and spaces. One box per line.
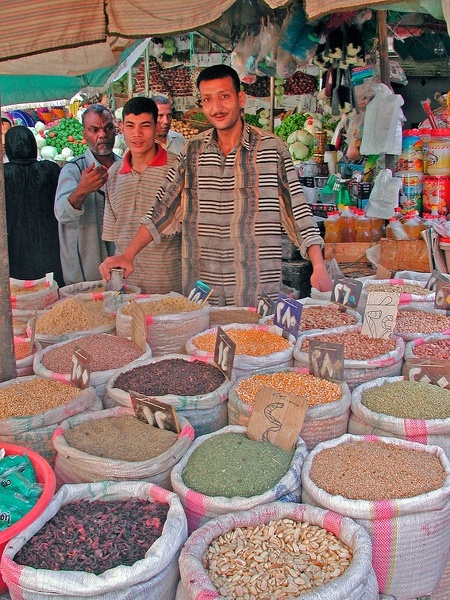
324, 242, 372, 264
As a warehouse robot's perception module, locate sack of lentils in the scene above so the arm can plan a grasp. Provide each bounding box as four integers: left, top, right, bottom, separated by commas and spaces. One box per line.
170, 425, 308, 534
358, 278, 434, 316
294, 326, 405, 391
393, 305, 450, 342
14, 337, 42, 377
186, 324, 296, 379
402, 333, 450, 388
228, 367, 351, 450
209, 306, 262, 327
301, 433, 450, 598
116, 292, 210, 357
177, 502, 378, 600
33, 333, 152, 401
1, 480, 187, 600
10, 275, 59, 311
30, 296, 116, 348
348, 375, 450, 458
52, 407, 194, 490
106, 354, 232, 437
0, 376, 100, 465
259, 303, 362, 334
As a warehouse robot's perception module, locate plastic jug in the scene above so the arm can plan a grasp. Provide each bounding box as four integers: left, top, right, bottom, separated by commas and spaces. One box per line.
403, 213, 423, 240
324, 211, 341, 243
339, 206, 356, 243
354, 210, 372, 242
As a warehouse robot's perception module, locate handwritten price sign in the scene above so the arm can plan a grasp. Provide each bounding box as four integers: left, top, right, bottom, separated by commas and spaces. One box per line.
214, 327, 236, 379
331, 277, 363, 310
273, 295, 303, 338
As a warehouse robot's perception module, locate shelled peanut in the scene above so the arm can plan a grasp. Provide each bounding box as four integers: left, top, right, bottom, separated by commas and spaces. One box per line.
394, 310, 450, 334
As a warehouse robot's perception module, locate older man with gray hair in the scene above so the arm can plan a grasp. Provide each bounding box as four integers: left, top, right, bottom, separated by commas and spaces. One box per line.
152, 95, 186, 155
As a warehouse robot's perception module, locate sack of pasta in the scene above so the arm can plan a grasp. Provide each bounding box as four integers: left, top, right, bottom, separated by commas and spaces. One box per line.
10, 275, 59, 311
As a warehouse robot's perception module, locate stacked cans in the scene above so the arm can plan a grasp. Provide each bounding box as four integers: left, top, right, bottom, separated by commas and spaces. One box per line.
420, 128, 450, 215
396, 129, 424, 214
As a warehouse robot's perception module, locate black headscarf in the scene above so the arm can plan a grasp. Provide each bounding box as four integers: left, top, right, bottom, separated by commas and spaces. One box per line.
5, 125, 38, 163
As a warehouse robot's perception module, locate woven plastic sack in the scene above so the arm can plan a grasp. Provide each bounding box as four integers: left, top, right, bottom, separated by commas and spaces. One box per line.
294, 326, 405, 391
228, 366, 351, 450
176, 502, 378, 600
432, 556, 450, 600
10, 276, 59, 311
170, 424, 307, 533
402, 334, 450, 389
358, 278, 434, 316
105, 354, 232, 437
259, 303, 362, 334
12, 309, 47, 336
209, 305, 261, 327
59, 280, 141, 299
186, 323, 296, 379
394, 305, 450, 342
15, 337, 42, 377
33, 335, 152, 400
1, 480, 187, 600
115, 292, 210, 357
301, 433, 450, 598
348, 375, 450, 458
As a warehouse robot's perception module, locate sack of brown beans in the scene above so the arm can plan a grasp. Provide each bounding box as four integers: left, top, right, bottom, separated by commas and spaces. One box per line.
294, 326, 405, 391
259, 302, 362, 334
186, 323, 296, 379
228, 367, 351, 450
176, 501, 378, 600
402, 333, 450, 389
0, 375, 101, 465
10, 275, 59, 311
116, 293, 210, 356
358, 278, 434, 316
209, 306, 262, 327
14, 336, 42, 377
105, 354, 232, 437
59, 280, 141, 299
33, 333, 152, 401
52, 406, 195, 490
171, 425, 308, 534
1, 480, 187, 600
301, 433, 450, 598
348, 375, 450, 458
393, 305, 450, 342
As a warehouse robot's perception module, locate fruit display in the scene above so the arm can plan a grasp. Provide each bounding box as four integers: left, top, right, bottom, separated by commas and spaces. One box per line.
41, 117, 86, 158
171, 119, 201, 139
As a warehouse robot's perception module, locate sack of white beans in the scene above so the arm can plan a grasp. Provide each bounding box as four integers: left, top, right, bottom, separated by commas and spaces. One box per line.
10, 275, 59, 311
171, 425, 307, 534
53, 407, 195, 490
105, 354, 232, 437
402, 334, 450, 389
176, 502, 378, 600
228, 366, 351, 450
357, 278, 434, 316
301, 433, 450, 598
293, 326, 405, 391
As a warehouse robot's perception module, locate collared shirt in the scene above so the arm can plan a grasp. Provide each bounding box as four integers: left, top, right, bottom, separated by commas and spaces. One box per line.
55, 148, 121, 284
141, 123, 323, 307
161, 130, 187, 156
103, 145, 181, 294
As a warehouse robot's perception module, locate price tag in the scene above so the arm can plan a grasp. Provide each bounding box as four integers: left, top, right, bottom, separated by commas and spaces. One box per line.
130, 391, 180, 433
434, 281, 450, 313
361, 291, 399, 339
308, 339, 344, 381
45, 272, 54, 287
331, 277, 363, 310
187, 280, 213, 307
273, 296, 303, 339
427, 270, 450, 292
246, 387, 308, 451
214, 327, 236, 379
130, 299, 147, 352
375, 264, 393, 280
29, 310, 37, 356
70, 347, 91, 389
403, 358, 450, 389
257, 292, 275, 318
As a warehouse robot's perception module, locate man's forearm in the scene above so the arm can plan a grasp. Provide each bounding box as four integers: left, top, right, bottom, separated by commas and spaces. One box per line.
122, 224, 154, 261
68, 188, 89, 210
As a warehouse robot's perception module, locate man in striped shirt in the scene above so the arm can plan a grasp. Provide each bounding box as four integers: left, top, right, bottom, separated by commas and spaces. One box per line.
100, 65, 331, 306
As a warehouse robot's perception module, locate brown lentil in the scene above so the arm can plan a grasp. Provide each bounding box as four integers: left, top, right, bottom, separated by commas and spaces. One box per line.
14, 340, 33, 360
10, 282, 47, 295
36, 297, 114, 335
236, 372, 341, 406
41, 334, 144, 373
121, 296, 199, 316
365, 283, 429, 296
64, 415, 178, 461
113, 358, 225, 396
413, 338, 450, 360
209, 308, 261, 326
309, 440, 445, 500
204, 519, 353, 599
394, 310, 450, 334
362, 380, 450, 420
0, 379, 81, 419
300, 332, 396, 360
193, 329, 291, 356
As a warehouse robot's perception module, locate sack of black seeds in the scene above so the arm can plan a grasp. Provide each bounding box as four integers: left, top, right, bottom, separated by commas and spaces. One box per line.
1, 480, 187, 600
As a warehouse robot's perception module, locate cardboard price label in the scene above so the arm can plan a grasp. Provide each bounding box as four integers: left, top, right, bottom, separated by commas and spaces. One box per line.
70, 347, 91, 389
361, 290, 399, 339
247, 387, 308, 451
214, 327, 236, 379
403, 358, 450, 389
426, 270, 450, 292
187, 280, 213, 307
130, 299, 147, 352
434, 281, 450, 313
308, 339, 344, 381
331, 277, 363, 310
273, 295, 303, 338
257, 292, 275, 318
130, 391, 180, 433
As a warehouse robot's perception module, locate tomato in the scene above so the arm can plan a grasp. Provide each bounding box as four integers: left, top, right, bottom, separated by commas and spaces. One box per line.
67, 135, 74, 142
49, 132, 56, 138
67, 112, 73, 118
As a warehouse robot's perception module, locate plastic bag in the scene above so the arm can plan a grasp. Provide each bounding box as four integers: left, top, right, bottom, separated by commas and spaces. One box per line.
230, 32, 259, 83
364, 169, 403, 219
255, 21, 280, 78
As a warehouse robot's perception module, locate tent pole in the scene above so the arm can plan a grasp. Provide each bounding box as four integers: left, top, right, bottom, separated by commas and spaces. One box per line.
269, 76, 275, 133
144, 45, 150, 97
377, 10, 395, 174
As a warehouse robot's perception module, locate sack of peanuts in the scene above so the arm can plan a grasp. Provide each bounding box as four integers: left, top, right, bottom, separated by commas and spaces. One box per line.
402, 334, 450, 389
33, 333, 152, 401
348, 375, 450, 458
259, 302, 362, 334
171, 425, 308, 534
176, 501, 378, 600
293, 326, 405, 391
10, 275, 59, 311
116, 292, 211, 357
393, 305, 450, 342
14, 337, 42, 377
0, 376, 101, 465
1, 480, 187, 600
186, 323, 296, 379
301, 433, 450, 598
53, 407, 195, 490
105, 354, 232, 437
358, 278, 434, 316
228, 367, 351, 450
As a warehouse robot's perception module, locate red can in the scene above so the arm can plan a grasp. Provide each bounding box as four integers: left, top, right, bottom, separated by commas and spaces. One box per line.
422, 175, 450, 214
